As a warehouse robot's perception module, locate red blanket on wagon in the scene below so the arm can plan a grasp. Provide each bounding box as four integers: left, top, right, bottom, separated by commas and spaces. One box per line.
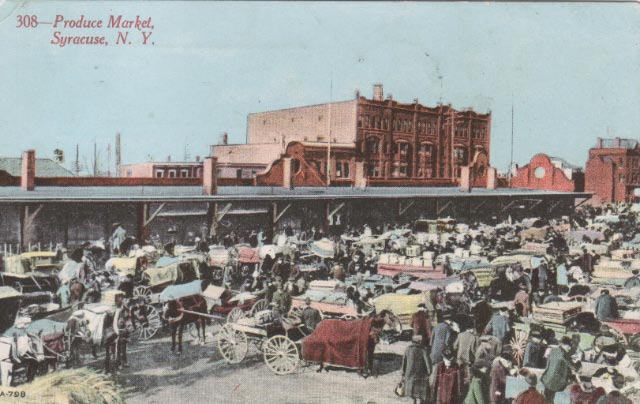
302, 318, 372, 369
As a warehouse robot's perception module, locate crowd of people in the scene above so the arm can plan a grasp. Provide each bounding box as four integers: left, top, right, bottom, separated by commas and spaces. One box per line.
44, 204, 640, 401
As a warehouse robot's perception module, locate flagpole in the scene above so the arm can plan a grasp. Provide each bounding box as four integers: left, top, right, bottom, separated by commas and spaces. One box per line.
327, 71, 333, 187
509, 93, 514, 188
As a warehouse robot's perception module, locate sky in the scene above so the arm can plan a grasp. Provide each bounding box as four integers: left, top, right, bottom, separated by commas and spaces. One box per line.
1, 1, 639, 174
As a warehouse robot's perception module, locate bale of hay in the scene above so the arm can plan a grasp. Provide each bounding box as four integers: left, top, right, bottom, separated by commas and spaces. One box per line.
17, 368, 125, 404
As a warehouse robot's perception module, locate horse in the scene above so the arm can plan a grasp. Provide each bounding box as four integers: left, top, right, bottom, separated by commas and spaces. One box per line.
162, 294, 208, 354
0, 332, 45, 384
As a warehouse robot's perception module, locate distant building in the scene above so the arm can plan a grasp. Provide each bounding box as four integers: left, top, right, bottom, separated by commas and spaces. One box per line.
511, 153, 584, 192
585, 137, 640, 204
120, 159, 203, 178
212, 84, 492, 187
0, 157, 74, 177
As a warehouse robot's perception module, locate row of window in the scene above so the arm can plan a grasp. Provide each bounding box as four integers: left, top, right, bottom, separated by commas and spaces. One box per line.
366, 162, 435, 178
454, 125, 487, 139
153, 168, 202, 178
366, 138, 434, 157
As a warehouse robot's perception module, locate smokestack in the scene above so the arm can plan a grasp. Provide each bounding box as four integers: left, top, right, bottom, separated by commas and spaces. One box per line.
195, 156, 201, 162
355, 89, 360, 99
21, 150, 36, 191
115, 133, 121, 177
203, 157, 218, 195
167, 155, 171, 162
373, 84, 383, 101
222, 132, 228, 145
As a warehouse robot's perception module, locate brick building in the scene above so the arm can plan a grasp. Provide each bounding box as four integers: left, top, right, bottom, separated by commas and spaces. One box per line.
120, 159, 203, 178
213, 84, 492, 187
585, 137, 640, 204
511, 153, 584, 192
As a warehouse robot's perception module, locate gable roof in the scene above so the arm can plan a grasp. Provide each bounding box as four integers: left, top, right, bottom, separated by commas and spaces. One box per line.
0, 158, 75, 177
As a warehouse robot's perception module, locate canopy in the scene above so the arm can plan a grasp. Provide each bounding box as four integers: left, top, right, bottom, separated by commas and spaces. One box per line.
302, 318, 372, 369
309, 239, 335, 258
159, 280, 202, 302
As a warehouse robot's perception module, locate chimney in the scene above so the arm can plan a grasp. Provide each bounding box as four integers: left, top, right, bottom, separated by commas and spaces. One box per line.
355, 89, 360, 99
596, 137, 602, 148
373, 84, 383, 101
203, 157, 218, 195
195, 156, 201, 162
21, 150, 36, 191
167, 155, 171, 162
222, 132, 228, 145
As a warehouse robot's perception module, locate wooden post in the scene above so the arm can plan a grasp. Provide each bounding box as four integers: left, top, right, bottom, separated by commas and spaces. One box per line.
136, 203, 149, 242
207, 202, 218, 239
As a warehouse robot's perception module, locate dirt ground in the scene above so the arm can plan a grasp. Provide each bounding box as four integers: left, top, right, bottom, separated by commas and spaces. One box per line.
80, 328, 410, 404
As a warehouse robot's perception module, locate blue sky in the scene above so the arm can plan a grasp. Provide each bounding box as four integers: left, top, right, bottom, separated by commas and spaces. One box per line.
1, 1, 639, 173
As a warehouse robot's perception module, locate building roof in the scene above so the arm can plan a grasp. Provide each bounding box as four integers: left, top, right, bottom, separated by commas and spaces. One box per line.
212, 143, 283, 166
0, 158, 74, 177
548, 156, 582, 171
121, 161, 203, 167
0, 185, 590, 203
598, 138, 638, 149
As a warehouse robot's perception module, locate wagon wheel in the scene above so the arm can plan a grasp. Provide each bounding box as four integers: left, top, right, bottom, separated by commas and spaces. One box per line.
227, 307, 246, 324
287, 306, 324, 322
137, 305, 162, 341
133, 285, 152, 298
263, 335, 299, 375
340, 314, 358, 320
510, 329, 529, 367
250, 299, 269, 316
217, 323, 248, 364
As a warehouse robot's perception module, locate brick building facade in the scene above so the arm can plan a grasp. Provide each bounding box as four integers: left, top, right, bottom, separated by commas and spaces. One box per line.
215, 84, 492, 187
585, 137, 640, 204
511, 153, 584, 192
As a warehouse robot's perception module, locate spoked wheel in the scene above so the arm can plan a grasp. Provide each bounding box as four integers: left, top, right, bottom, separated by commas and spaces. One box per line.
137, 305, 162, 341
250, 299, 269, 316
263, 335, 299, 375
217, 323, 248, 364
227, 307, 246, 324
510, 329, 529, 367
133, 286, 152, 298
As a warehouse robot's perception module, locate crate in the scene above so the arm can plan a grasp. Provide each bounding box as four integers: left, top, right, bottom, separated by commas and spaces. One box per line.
532, 302, 583, 325
101, 290, 124, 306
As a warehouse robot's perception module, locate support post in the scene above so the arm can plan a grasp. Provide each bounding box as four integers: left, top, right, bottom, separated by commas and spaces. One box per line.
136, 203, 149, 242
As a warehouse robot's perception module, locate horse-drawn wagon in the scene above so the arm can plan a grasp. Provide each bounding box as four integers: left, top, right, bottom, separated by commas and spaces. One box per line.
218, 311, 383, 377
0, 252, 62, 293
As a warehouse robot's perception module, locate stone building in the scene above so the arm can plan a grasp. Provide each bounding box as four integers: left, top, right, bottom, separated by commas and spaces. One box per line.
212, 84, 492, 187
585, 137, 640, 204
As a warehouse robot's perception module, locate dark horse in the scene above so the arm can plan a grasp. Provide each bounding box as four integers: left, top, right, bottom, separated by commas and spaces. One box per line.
162, 294, 208, 354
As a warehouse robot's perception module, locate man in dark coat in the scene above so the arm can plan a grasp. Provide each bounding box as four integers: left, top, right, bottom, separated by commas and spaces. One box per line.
401, 334, 432, 404
431, 349, 464, 404
412, 303, 432, 348
595, 289, 619, 321
484, 307, 511, 345
300, 297, 322, 333
541, 337, 575, 403
430, 314, 454, 365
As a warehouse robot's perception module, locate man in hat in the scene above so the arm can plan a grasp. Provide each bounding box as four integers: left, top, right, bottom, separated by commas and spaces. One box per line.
514, 373, 545, 404
595, 289, 619, 321
111, 223, 127, 256
300, 297, 322, 333
430, 312, 454, 365
541, 336, 576, 403
489, 351, 514, 404
454, 325, 481, 384
523, 328, 547, 369
514, 283, 531, 318
623, 269, 640, 288
484, 307, 512, 345
412, 303, 432, 348
401, 334, 432, 404
464, 360, 490, 404
271, 282, 291, 316
569, 375, 605, 404
431, 349, 464, 404
112, 293, 129, 369
581, 247, 594, 274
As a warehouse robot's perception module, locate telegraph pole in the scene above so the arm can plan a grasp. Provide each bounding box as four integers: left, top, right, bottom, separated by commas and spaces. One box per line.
326, 71, 333, 186
509, 94, 514, 188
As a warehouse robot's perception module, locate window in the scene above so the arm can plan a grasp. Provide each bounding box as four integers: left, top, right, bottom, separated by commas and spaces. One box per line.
376, 117, 381, 129
343, 162, 350, 178
420, 143, 433, 157
168, 170, 176, 178
358, 115, 363, 128
454, 147, 467, 165
236, 169, 242, 179
367, 163, 381, 177
126, 170, 133, 177
398, 143, 409, 156
180, 169, 189, 178
155, 169, 164, 178
620, 174, 625, 184
366, 138, 380, 154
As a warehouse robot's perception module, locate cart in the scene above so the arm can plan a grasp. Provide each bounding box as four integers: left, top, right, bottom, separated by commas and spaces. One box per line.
218, 313, 380, 376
